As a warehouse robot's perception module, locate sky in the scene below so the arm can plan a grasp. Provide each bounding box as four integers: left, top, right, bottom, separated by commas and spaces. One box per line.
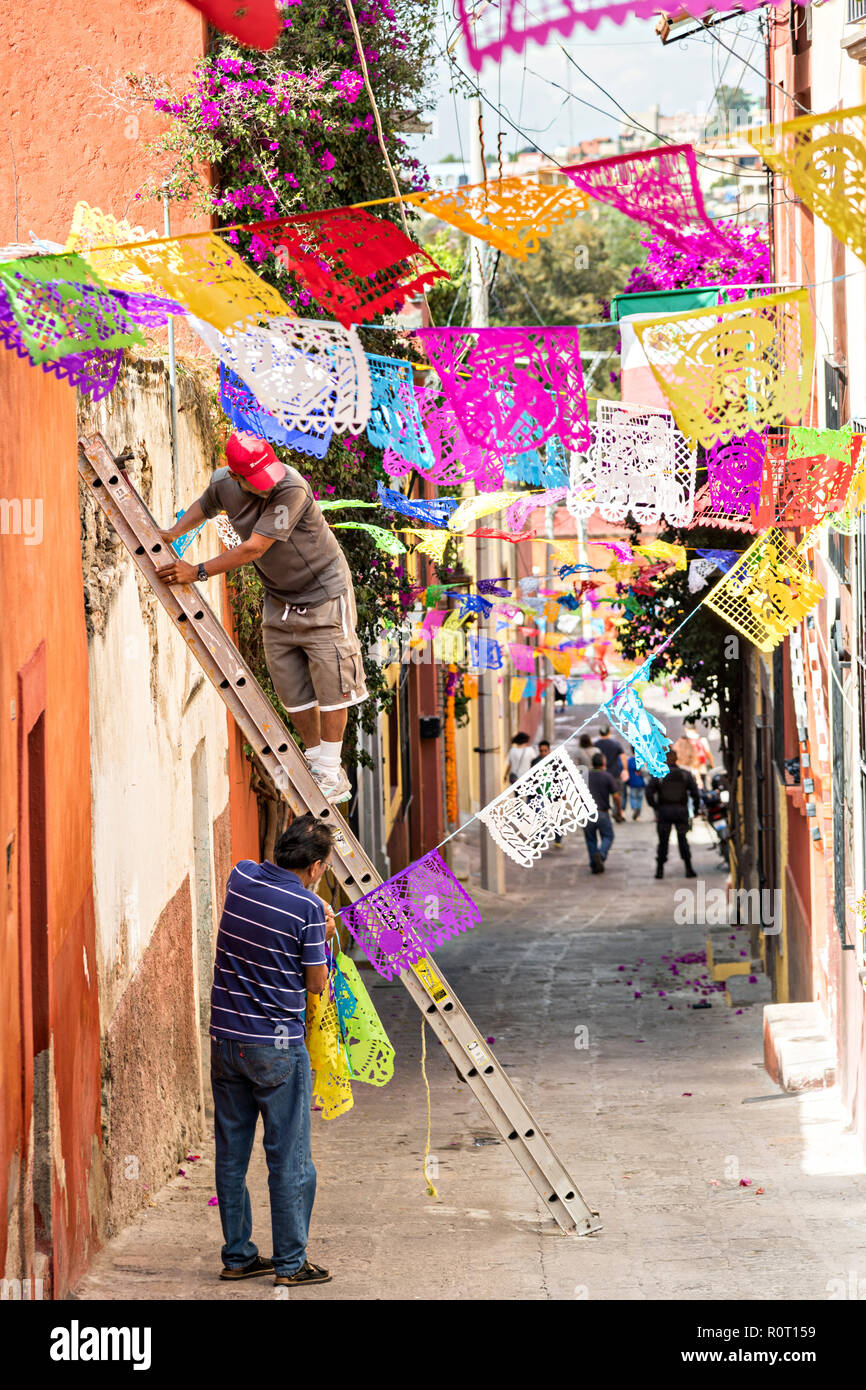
412, 8, 767, 166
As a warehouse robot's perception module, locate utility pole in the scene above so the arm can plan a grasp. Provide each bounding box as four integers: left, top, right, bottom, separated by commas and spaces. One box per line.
469, 95, 505, 894
543, 502, 556, 744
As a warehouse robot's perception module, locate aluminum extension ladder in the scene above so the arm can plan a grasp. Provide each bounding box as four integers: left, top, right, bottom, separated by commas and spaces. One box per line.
78, 431, 602, 1236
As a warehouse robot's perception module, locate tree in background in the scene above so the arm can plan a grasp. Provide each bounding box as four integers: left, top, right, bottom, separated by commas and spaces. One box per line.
706, 84, 756, 139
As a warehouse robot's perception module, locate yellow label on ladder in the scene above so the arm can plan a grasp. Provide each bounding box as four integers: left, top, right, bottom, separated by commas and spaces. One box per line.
411, 958, 450, 1005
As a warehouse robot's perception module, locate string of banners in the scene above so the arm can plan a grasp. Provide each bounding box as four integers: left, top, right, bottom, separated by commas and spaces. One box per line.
455, 0, 811, 72
336, 507, 827, 980
7, 95, 862, 440
2, 114, 859, 509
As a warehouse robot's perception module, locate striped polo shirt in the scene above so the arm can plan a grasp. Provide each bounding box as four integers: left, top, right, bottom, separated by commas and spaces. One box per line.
210, 860, 327, 1045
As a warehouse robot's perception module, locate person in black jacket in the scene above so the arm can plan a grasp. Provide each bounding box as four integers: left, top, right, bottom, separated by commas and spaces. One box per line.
645, 749, 700, 880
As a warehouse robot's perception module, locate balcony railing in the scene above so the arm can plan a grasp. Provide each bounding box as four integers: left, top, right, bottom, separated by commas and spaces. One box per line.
849, 0, 866, 22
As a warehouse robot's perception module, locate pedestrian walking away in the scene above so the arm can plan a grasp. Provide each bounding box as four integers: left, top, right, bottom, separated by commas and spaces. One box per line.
646, 750, 701, 879
584, 752, 622, 873
506, 730, 535, 784
532, 740, 562, 848
157, 431, 367, 804
573, 733, 595, 772
209, 814, 336, 1288
626, 747, 647, 819
594, 723, 624, 778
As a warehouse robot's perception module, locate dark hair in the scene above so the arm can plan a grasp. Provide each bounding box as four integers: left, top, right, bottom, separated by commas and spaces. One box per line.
579, 734, 593, 748
512, 732, 530, 745
274, 813, 334, 870
591, 752, 605, 768
538, 740, 550, 751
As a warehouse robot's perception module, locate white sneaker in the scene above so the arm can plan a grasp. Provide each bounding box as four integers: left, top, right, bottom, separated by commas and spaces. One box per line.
310, 764, 352, 805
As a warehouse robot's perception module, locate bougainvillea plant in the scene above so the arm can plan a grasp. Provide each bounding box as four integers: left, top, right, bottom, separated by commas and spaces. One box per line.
145, 0, 433, 222
145, 0, 440, 773
620, 221, 770, 297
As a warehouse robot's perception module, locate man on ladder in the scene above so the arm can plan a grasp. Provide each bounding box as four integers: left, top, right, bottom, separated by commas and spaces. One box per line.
156, 431, 367, 804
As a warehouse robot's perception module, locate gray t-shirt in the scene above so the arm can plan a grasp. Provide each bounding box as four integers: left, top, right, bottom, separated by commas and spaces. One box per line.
197, 466, 350, 607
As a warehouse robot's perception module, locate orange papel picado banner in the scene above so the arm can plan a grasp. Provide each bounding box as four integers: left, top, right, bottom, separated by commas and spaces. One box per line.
406, 175, 589, 261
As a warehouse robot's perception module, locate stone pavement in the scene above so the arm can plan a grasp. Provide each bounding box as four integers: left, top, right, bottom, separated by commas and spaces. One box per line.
73, 705, 866, 1302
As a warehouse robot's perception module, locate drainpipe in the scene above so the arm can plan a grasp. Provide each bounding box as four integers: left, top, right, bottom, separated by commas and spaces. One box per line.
163, 190, 180, 502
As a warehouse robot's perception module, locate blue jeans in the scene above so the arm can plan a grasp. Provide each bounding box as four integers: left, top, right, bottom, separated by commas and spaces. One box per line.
628, 787, 644, 814
584, 811, 614, 864
211, 1038, 316, 1277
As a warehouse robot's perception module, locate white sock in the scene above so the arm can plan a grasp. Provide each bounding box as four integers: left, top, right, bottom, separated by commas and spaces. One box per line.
305, 744, 322, 765
319, 740, 343, 771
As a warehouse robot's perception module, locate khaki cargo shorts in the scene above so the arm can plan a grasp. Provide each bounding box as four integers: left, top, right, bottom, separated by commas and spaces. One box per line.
262, 589, 368, 714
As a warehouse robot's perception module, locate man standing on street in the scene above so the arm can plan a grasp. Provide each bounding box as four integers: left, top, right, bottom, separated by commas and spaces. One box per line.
673, 719, 715, 790
585, 752, 622, 874
209, 814, 336, 1288
157, 432, 367, 804
646, 749, 700, 880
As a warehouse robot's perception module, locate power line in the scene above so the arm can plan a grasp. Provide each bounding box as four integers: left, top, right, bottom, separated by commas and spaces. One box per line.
547, 36, 769, 181
705, 20, 812, 116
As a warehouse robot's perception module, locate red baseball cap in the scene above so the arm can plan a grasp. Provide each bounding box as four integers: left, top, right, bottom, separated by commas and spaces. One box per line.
225, 431, 285, 491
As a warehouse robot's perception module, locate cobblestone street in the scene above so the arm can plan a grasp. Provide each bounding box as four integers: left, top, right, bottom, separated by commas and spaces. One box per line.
74, 708, 866, 1303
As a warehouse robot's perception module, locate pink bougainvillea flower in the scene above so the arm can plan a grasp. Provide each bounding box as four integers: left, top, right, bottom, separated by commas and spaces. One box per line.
739, 1178, 752, 1187
333, 68, 364, 103
319, 150, 336, 171
208, 1196, 219, 1206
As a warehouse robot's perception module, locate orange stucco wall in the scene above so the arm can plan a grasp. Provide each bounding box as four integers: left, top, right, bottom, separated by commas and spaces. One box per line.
4, 0, 208, 245
0, 351, 102, 1295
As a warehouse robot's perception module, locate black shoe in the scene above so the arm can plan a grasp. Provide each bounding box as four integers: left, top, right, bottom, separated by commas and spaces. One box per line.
655, 867, 664, 879
685, 867, 697, 878
220, 1255, 274, 1281
274, 1260, 332, 1287
592, 852, 605, 874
